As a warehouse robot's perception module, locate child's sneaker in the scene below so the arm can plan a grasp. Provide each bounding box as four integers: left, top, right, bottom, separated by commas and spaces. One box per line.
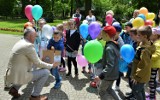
59, 67, 66, 72
114, 85, 120, 91
88, 69, 92, 74
90, 81, 97, 88
53, 77, 62, 89
145, 92, 150, 97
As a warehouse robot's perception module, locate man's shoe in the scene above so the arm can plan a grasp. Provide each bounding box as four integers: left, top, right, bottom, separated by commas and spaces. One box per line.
8, 87, 21, 99
30, 95, 48, 100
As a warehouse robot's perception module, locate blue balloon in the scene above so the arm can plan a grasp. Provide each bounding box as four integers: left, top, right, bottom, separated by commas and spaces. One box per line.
120, 44, 135, 63
138, 14, 146, 21
119, 58, 128, 72
80, 23, 89, 39
32, 5, 43, 21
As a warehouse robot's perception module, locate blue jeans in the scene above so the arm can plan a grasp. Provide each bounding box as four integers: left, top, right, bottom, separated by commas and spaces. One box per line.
50, 67, 61, 82
132, 83, 145, 100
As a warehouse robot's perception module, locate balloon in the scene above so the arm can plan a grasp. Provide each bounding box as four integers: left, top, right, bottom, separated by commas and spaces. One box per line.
82, 20, 88, 24
120, 44, 135, 63
84, 40, 103, 63
112, 22, 120, 26
139, 7, 148, 15
32, 5, 43, 21
132, 17, 144, 28
25, 5, 33, 21
145, 20, 153, 26
119, 58, 128, 72
152, 21, 155, 27
42, 24, 53, 39
138, 14, 146, 21
88, 22, 101, 39
146, 13, 155, 20
52, 26, 56, 32
106, 14, 113, 25
76, 54, 88, 67
79, 23, 89, 39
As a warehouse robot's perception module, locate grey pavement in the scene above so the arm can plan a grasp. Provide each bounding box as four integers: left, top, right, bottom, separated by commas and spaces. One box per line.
0, 34, 160, 100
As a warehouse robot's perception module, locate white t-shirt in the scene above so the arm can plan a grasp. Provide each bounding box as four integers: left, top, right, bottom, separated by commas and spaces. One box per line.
86, 15, 96, 24
70, 30, 76, 36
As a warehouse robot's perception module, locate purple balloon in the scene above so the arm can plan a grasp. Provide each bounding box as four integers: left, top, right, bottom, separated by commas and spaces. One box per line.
88, 22, 101, 39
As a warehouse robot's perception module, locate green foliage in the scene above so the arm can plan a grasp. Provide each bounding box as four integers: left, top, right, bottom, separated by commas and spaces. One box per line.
0, 0, 16, 17
131, 0, 159, 13
53, 0, 70, 19
93, 0, 134, 22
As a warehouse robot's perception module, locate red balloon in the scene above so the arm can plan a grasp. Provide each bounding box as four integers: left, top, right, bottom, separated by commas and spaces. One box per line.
105, 14, 113, 25
25, 5, 33, 21
145, 20, 153, 26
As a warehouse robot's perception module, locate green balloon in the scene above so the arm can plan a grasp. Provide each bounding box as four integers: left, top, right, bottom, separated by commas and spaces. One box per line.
84, 40, 103, 63
32, 5, 43, 21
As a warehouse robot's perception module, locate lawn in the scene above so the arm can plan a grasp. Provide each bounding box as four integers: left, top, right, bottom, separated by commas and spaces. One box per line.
0, 19, 64, 35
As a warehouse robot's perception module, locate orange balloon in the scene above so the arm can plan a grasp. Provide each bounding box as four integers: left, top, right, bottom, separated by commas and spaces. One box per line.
139, 7, 148, 15
132, 17, 144, 28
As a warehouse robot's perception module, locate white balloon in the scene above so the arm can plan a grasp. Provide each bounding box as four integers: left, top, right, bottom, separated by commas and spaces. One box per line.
82, 20, 88, 24
42, 24, 53, 39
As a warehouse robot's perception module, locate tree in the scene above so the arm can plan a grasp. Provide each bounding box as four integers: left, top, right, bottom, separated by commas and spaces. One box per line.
85, 0, 92, 16
0, 0, 16, 18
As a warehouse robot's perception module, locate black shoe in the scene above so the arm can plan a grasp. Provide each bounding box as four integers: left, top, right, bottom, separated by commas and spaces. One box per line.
66, 73, 71, 77
125, 92, 133, 96
125, 94, 135, 100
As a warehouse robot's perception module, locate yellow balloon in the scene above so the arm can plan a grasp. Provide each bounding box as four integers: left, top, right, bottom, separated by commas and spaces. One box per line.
139, 7, 148, 15
152, 21, 155, 27
132, 17, 144, 28
146, 13, 155, 20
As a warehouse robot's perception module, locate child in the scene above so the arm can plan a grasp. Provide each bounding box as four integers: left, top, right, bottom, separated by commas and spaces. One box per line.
131, 26, 156, 100
112, 23, 125, 91
125, 27, 139, 99
47, 30, 64, 89
65, 19, 81, 77
146, 28, 160, 100
38, 18, 47, 59
94, 26, 121, 100
56, 23, 66, 72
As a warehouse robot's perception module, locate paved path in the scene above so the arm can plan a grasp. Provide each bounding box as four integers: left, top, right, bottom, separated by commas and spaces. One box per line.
0, 34, 160, 100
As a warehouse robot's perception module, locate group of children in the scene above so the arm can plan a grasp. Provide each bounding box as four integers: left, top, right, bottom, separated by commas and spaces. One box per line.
23, 9, 160, 100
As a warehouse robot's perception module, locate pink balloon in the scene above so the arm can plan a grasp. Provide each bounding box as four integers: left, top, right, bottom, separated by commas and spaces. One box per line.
76, 54, 88, 67
25, 5, 33, 21
105, 14, 113, 25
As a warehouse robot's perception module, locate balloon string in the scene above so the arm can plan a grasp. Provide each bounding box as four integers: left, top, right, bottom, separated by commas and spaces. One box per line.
92, 64, 100, 98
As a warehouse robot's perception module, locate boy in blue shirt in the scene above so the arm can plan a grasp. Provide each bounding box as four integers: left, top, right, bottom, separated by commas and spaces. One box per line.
47, 30, 64, 89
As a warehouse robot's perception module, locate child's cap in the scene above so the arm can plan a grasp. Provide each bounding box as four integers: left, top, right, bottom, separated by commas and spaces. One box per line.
103, 26, 116, 38
112, 22, 122, 32
152, 28, 160, 35
125, 22, 133, 28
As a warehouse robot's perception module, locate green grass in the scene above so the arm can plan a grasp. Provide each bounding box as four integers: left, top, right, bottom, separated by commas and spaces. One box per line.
0, 30, 23, 35
0, 19, 64, 35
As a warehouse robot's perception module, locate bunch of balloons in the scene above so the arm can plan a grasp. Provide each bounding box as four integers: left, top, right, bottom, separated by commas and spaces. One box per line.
132, 7, 155, 28
25, 5, 43, 21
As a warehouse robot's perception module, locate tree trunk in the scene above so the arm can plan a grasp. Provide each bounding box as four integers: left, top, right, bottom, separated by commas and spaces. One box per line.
70, 0, 73, 17
85, 0, 92, 17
